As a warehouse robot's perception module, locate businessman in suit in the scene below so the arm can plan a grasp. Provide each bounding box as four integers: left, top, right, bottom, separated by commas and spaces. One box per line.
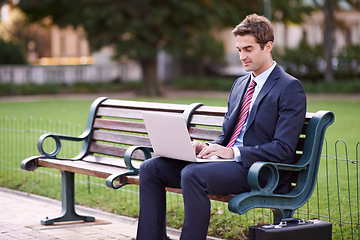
136, 14, 307, 240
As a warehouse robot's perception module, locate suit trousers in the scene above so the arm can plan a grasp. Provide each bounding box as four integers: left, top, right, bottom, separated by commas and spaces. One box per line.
136, 157, 251, 240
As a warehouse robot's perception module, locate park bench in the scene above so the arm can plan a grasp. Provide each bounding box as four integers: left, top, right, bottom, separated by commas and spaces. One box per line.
21, 96, 334, 229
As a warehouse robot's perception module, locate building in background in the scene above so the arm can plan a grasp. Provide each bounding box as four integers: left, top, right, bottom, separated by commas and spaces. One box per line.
0, 3, 141, 84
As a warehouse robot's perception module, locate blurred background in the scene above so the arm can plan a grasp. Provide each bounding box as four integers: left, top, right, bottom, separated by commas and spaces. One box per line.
1, 1, 360, 239
1, 0, 360, 96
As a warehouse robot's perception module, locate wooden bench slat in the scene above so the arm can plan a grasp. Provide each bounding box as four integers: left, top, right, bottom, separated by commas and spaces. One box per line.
190, 114, 224, 127
97, 107, 186, 121
88, 142, 127, 158
301, 124, 308, 135
101, 99, 188, 112
82, 155, 124, 167
83, 155, 143, 169
38, 157, 246, 204
189, 127, 222, 141
97, 107, 145, 119
101, 100, 229, 116
295, 153, 302, 162
296, 137, 306, 151
92, 130, 151, 146
38, 158, 126, 179
93, 118, 147, 133
123, 176, 235, 203
88, 142, 147, 160
305, 112, 315, 118
194, 106, 227, 116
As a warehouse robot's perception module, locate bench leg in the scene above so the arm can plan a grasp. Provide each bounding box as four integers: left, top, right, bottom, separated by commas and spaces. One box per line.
272, 208, 294, 224
41, 171, 95, 225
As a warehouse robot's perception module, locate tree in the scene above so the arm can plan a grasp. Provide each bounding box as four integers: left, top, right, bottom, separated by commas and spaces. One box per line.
313, 0, 360, 82
0, 38, 26, 64
0, 0, 8, 7
313, 0, 337, 82
271, 0, 314, 47
18, 0, 259, 96
17, 0, 318, 95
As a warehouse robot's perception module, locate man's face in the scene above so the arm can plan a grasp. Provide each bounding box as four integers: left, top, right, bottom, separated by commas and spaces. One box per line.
235, 34, 273, 76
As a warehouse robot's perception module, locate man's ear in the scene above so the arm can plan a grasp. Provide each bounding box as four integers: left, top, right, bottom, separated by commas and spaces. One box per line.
265, 41, 273, 52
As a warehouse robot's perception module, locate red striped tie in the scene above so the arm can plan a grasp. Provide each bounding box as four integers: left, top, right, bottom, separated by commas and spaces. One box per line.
226, 79, 257, 148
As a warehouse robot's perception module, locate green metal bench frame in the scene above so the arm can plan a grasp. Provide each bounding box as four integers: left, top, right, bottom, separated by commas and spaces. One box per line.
120, 110, 335, 224
228, 110, 335, 223
21, 96, 334, 228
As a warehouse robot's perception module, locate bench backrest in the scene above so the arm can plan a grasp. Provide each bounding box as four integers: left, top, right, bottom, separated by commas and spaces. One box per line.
82, 97, 311, 169
84, 98, 223, 163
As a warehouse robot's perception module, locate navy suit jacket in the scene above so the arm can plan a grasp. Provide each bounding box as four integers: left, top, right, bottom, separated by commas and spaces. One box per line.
213, 64, 307, 171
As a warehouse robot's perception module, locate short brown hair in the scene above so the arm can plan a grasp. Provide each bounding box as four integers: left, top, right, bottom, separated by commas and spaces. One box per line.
232, 14, 274, 49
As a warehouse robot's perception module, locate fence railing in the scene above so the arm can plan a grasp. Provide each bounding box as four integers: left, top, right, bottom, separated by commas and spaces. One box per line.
0, 63, 141, 84
0, 116, 359, 239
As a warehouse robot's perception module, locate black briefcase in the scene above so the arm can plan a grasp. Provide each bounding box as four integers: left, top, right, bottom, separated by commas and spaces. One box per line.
248, 218, 332, 240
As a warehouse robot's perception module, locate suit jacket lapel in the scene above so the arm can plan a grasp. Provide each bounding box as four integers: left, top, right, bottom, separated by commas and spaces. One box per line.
246, 65, 281, 127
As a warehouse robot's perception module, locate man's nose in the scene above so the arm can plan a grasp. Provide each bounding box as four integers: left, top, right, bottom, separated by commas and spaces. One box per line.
239, 52, 247, 61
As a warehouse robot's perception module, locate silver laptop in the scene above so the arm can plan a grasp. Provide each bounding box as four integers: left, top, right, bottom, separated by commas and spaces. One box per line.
141, 111, 233, 162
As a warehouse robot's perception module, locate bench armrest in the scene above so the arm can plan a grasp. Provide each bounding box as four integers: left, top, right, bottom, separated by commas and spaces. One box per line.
123, 146, 153, 171
21, 132, 90, 172
21, 156, 41, 171
106, 146, 153, 189
37, 132, 89, 159
246, 161, 306, 194
228, 161, 308, 217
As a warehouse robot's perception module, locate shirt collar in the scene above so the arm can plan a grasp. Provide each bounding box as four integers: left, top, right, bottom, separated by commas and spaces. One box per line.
251, 61, 277, 87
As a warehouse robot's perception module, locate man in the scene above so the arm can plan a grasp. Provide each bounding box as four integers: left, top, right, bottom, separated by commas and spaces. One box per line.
137, 13, 306, 240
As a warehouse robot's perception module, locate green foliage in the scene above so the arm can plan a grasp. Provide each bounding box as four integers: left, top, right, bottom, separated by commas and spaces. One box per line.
173, 75, 360, 94
17, 0, 316, 95
0, 38, 27, 64
1, 77, 360, 97
271, 0, 314, 24
302, 79, 360, 93
336, 44, 360, 78
173, 76, 234, 91
18, 0, 258, 64
275, 40, 324, 80
274, 41, 360, 81
17, 0, 315, 62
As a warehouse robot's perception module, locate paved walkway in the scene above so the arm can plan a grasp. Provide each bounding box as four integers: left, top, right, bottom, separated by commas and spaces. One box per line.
0, 187, 222, 240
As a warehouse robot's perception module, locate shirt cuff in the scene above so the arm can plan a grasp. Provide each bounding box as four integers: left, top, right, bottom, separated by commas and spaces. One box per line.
232, 147, 242, 162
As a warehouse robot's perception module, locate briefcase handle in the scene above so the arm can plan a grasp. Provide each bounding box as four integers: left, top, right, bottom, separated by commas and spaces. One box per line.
279, 218, 306, 227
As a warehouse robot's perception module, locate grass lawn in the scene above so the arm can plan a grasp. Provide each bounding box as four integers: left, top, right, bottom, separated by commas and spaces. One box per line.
0, 92, 359, 239
1, 93, 359, 146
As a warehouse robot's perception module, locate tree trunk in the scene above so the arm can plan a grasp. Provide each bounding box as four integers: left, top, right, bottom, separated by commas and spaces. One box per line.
323, 0, 336, 82
139, 58, 163, 97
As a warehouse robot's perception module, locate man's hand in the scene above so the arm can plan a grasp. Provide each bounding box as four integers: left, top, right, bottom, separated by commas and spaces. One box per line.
194, 141, 234, 159
192, 140, 208, 155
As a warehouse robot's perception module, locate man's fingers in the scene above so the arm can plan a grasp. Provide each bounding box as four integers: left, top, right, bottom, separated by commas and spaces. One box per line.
198, 145, 216, 158
192, 141, 206, 154
197, 144, 234, 159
